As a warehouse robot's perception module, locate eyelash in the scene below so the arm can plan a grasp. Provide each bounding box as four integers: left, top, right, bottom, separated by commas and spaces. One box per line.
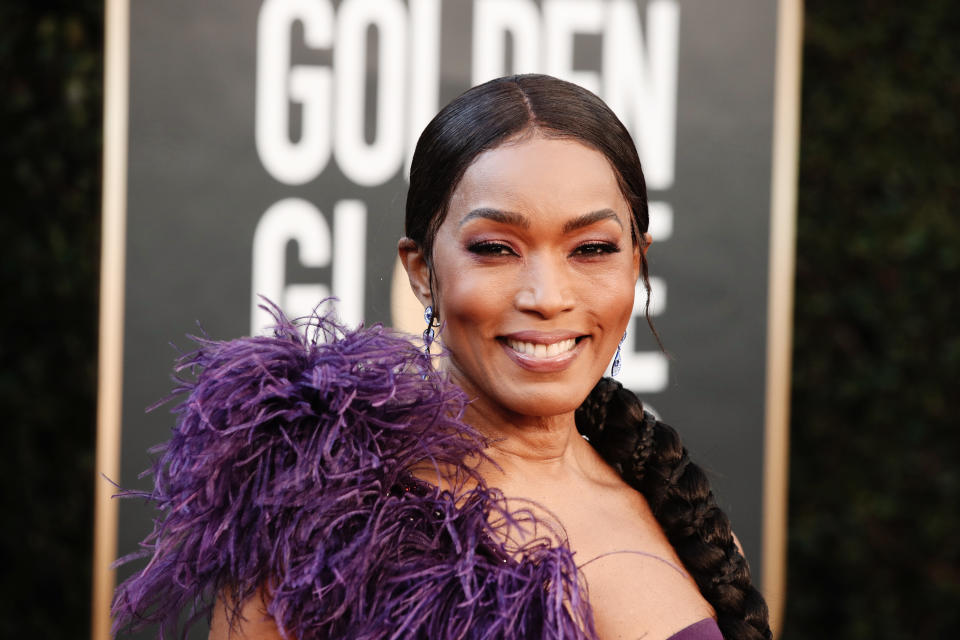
466, 241, 620, 257
573, 242, 621, 257
467, 241, 517, 256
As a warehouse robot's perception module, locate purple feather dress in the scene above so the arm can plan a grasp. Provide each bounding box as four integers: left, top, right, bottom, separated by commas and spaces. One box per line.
112, 311, 596, 639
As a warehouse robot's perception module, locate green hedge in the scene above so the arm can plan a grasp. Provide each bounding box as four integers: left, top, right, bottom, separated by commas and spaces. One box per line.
785, 2, 960, 638
0, 3, 102, 638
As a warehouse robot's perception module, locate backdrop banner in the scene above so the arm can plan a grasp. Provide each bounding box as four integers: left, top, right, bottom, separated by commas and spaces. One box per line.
102, 1, 796, 637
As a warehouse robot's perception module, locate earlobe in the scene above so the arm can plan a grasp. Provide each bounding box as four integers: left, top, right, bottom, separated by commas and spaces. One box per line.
398, 237, 432, 306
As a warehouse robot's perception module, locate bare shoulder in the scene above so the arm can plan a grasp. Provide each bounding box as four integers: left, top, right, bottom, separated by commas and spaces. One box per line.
563, 459, 716, 639
208, 590, 286, 640
580, 551, 715, 640
572, 487, 715, 639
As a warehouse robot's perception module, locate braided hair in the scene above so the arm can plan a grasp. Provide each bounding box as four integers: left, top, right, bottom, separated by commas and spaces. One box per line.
576, 378, 771, 640
406, 74, 772, 639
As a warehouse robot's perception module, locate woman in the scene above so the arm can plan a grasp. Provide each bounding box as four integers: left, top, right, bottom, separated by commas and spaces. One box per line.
113, 75, 771, 640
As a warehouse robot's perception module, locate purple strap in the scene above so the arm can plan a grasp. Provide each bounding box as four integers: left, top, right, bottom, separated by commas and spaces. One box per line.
578, 549, 691, 579
667, 618, 724, 640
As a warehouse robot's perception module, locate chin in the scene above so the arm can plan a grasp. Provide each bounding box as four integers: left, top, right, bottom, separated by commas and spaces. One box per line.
498, 381, 597, 418
446, 357, 605, 420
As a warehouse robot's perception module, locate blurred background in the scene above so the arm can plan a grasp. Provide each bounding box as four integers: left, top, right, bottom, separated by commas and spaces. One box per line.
1, 1, 957, 638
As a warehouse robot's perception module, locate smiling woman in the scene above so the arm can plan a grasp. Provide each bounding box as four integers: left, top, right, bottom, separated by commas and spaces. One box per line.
112, 75, 771, 640
398, 75, 770, 640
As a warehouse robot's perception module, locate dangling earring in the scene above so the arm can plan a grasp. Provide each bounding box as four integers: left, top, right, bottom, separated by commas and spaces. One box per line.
422, 305, 438, 354
611, 331, 627, 377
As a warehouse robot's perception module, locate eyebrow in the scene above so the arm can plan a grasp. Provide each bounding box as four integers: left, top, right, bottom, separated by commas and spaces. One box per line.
459, 207, 623, 233
459, 207, 530, 229
562, 209, 623, 233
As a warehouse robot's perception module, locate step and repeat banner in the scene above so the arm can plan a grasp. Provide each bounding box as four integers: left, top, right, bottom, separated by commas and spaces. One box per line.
95, 1, 801, 637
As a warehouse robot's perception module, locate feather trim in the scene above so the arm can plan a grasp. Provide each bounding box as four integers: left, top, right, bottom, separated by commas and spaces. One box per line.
112, 306, 595, 639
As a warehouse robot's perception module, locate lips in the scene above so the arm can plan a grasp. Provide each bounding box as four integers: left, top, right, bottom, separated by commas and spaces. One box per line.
505, 338, 577, 358
498, 332, 587, 372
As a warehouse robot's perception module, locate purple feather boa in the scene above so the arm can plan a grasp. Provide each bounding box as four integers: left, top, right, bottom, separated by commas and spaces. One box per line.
112, 308, 596, 639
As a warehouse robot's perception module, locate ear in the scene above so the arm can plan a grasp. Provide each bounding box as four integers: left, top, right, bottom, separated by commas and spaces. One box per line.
633, 232, 652, 280
398, 237, 432, 307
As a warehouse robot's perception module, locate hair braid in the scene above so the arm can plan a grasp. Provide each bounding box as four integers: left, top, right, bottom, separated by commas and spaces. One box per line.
575, 378, 772, 640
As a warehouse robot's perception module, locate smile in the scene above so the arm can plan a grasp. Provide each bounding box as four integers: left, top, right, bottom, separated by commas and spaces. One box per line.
498, 332, 587, 373
505, 338, 577, 358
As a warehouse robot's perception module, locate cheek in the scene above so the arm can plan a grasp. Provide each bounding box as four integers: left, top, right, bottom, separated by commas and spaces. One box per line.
431, 250, 510, 333
441, 272, 508, 326
577, 260, 638, 322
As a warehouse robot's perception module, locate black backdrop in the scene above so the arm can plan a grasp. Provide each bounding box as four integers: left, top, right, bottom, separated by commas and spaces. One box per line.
115, 8, 780, 629
1, 1, 958, 638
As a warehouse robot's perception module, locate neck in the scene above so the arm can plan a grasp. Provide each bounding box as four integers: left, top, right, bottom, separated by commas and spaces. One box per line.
442, 364, 607, 488
455, 392, 605, 494
466, 401, 580, 464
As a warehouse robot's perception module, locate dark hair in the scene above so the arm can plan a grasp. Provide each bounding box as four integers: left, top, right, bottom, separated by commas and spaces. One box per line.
575, 379, 772, 640
405, 74, 771, 640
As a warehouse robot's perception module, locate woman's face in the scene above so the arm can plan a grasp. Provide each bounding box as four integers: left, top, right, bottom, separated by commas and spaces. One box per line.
412, 135, 641, 419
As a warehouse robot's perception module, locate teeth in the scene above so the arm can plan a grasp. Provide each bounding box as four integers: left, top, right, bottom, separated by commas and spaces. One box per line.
506, 338, 576, 357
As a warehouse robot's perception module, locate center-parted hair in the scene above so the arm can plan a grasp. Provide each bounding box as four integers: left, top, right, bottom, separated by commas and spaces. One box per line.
404, 74, 772, 640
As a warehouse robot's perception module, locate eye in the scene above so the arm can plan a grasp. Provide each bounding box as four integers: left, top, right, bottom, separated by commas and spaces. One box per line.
573, 242, 621, 257
467, 241, 517, 257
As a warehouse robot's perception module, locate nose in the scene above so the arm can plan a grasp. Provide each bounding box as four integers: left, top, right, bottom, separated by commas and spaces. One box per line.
513, 254, 574, 319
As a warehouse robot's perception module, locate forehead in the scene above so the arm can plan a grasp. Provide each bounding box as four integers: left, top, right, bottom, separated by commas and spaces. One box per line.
447, 136, 628, 221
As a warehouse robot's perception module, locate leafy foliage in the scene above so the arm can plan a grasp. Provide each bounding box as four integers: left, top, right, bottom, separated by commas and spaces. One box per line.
0, 2, 102, 637
784, 1, 960, 638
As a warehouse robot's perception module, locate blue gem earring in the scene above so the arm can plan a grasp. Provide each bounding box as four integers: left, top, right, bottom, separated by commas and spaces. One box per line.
611, 331, 627, 376
422, 305, 437, 353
